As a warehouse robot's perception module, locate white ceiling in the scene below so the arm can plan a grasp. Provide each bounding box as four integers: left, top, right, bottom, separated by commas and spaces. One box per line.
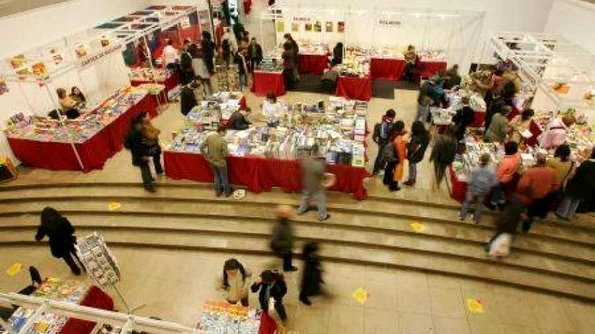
0, 0, 74, 18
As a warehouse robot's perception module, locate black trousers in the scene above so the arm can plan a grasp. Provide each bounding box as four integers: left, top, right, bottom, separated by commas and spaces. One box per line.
262, 298, 287, 321
383, 160, 399, 189
283, 251, 293, 271
63, 251, 82, 275
373, 143, 387, 174
139, 152, 163, 189
283, 69, 295, 90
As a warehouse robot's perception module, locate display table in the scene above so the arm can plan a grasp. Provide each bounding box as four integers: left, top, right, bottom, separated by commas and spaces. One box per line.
164, 152, 369, 200
299, 54, 329, 75
7, 95, 155, 173
418, 60, 448, 79
5, 278, 113, 334
131, 72, 180, 96
370, 58, 406, 80
336, 75, 372, 101
449, 166, 467, 202
251, 71, 286, 97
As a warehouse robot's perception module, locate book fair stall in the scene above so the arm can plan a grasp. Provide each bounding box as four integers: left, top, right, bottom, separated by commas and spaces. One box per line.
251, 59, 286, 97
446, 32, 594, 202
165, 96, 369, 199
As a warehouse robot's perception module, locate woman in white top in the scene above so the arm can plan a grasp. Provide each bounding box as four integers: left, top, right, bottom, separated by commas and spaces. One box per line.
189, 44, 213, 96
262, 93, 282, 127
214, 259, 252, 306
162, 39, 178, 69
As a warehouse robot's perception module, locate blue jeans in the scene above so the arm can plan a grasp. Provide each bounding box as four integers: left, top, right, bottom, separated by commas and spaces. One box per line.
557, 197, 580, 219
490, 184, 505, 204
212, 166, 230, 195
297, 190, 328, 220
460, 191, 486, 223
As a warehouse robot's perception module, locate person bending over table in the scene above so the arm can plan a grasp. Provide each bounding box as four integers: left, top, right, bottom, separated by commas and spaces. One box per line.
215, 258, 252, 306
227, 107, 252, 130
69, 86, 86, 107
57, 88, 81, 119
200, 125, 231, 197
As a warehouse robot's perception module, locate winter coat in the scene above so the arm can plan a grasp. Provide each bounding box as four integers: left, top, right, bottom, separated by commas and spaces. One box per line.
125, 126, 151, 166
564, 159, 595, 201
300, 256, 323, 296
35, 217, 76, 258
270, 218, 294, 255
251, 273, 287, 307
407, 133, 430, 164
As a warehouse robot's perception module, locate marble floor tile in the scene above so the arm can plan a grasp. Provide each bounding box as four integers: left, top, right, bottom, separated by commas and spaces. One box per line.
432, 315, 472, 334
398, 312, 435, 334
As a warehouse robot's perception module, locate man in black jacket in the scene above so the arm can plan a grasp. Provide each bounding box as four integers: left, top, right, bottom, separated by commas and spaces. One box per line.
247, 37, 263, 73
251, 270, 288, 321
227, 108, 251, 130
271, 205, 297, 272
372, 109, 396, 175
125, 116, 157, 192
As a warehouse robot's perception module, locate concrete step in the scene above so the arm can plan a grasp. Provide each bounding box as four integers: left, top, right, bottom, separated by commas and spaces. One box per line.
2, 228, 593, 302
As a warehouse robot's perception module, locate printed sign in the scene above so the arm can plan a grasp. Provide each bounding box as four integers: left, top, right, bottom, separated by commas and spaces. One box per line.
378, 19, 402, 27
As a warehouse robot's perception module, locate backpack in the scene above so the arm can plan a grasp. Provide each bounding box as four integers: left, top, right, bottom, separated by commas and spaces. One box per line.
382, 142, 398, 164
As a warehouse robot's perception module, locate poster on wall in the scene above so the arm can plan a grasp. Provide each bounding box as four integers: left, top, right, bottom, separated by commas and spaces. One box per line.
305, 23, 313, 32
31, 62, 49, 81
10, 55, 28, 70
291, 22, 299, 32
276, 21, 285, 33
0, 77, 8, 95
325, 21, 333, 33
74, 43, 89, 58
314, 21, 322, 32
100, 35, 111, 48
49, 48, 64, 65
338, 21, 345, 33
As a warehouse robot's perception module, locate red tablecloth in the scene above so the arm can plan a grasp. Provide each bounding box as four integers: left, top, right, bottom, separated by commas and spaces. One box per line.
164, 152, 369, 200
8, 95, 155, 172
60, 286, 114, 334
239, 96, 247, 110
298, 54, 329, 75
370, 58, 406, 80
449, 166, 467, 202
258, 313, 278, 334
470, 111, 486, 128
251, 71, 286, 97
336, 76, 372, 101
418, 61, 447, 79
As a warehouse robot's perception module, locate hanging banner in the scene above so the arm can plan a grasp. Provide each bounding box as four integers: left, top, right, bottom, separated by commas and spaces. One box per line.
31, 62, 49, 81
377, 19, 402, 28
337, 21, 345, 33
74, 43, 89, 58
78, 44, 123, 70
325, 21, 333, 33
10, 54, 28, 70
100, 35, 111, 48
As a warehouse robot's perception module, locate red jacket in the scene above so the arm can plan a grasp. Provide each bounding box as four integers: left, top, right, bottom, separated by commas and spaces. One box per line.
516, 165, 559, 205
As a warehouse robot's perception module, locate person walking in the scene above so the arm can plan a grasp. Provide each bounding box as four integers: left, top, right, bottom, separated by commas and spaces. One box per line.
556, 148, 595, 220
297, 147, 333, 221
299, 242, 324, 306
484, 106, 511, 143
404, 121, 430, 186
251, 270, 288, 322
372, 109, 396, 175
281, 42, 296, 90
386, 121, 408, 192
215, 258, 252, 306
35, 207, 83, 275
200, 125, 231, 197
200, 31, 216, 75
247, 37, 263, 73
429, 125, 458, 191
452, 96, 475, 141
271, 205, 297, 272
517, 153, 559, 232
459, 153, 498, 224
488, 141, 521, 210
125, 114, 160, 192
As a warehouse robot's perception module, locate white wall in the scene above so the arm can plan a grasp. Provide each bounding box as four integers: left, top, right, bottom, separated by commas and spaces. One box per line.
544, 0, 595, 53
0, 0, 148, 163
267, 0, 555, 69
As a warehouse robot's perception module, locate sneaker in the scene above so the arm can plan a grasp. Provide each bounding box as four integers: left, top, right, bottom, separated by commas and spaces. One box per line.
297, 207, 310, 215
485, 202, 497, 211
299, 297, 312, 306
144, 186, 156, 193
319, 214, 331, 221
388, 186, 401, 192
458, 215, 466, 221
403, 180, 416, 186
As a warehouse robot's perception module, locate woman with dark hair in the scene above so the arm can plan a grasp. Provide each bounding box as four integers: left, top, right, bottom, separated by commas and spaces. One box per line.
547, 144, 574, 196
385, 121, 407, 192
281, 42, 296, 90
429, 125, 458, 191
509, 108, 535, 143
215, 258, 252, 306
57, 88, 81, 119
251, 270, 288, 321
557, 148, 595, 220
404, 121, 430, 186
452, 96, 475, 141
124, 113, 159, 192
35, 207, 83, 275
201, 31, 216, 75
69, 87, 86, 105
299, 242, 324, 306
331, 42, 343, 66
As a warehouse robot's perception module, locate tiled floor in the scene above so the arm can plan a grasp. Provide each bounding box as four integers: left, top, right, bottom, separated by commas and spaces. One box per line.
1, 87, 593, 333
0, 246, 592, 334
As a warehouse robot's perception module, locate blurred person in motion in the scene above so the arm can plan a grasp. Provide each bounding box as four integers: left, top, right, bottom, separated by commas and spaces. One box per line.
251, 270, 288, 322
485, 194, 523, 259
271, 205, 297, 272
459, 153, 498, 224
201, 31, 216, 75
215, 258, 252, 306
200, 125, 231, 197
429, 125, 458, 192
385, 121, 408, 192
247, 37, 263, 73
452, 96, 475, 141
372, 109, 396, 175
124, 114, 160, 192
35, 207, 83, 275
299, 242, 325, 306
517, 153, 559, 232
484, 105, 511, 143
556, 147, 595, 220
404, 121, 430, 186
487, 141, 521, 210
297, 146, 334, 221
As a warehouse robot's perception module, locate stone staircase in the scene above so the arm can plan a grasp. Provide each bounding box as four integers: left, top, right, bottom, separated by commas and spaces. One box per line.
0, 183, 593, 302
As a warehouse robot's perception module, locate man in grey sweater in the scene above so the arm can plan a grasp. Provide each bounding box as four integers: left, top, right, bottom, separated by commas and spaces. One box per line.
297, 147, 332, 221
200, 125, 231, 197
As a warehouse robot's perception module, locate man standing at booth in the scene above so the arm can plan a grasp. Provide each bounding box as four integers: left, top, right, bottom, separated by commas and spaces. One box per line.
200, 125, 231, 197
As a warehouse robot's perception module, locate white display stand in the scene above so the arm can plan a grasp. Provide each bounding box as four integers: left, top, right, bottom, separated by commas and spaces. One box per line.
490, 31, 595, 114
259, 3, 485, 71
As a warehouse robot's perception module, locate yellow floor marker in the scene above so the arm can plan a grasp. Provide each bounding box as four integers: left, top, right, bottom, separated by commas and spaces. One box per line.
6, 263, 23, 276
467, 298, 485, 314
353, 287, 369, 305
108, 202, 122, 211
410, 222, 427, 233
